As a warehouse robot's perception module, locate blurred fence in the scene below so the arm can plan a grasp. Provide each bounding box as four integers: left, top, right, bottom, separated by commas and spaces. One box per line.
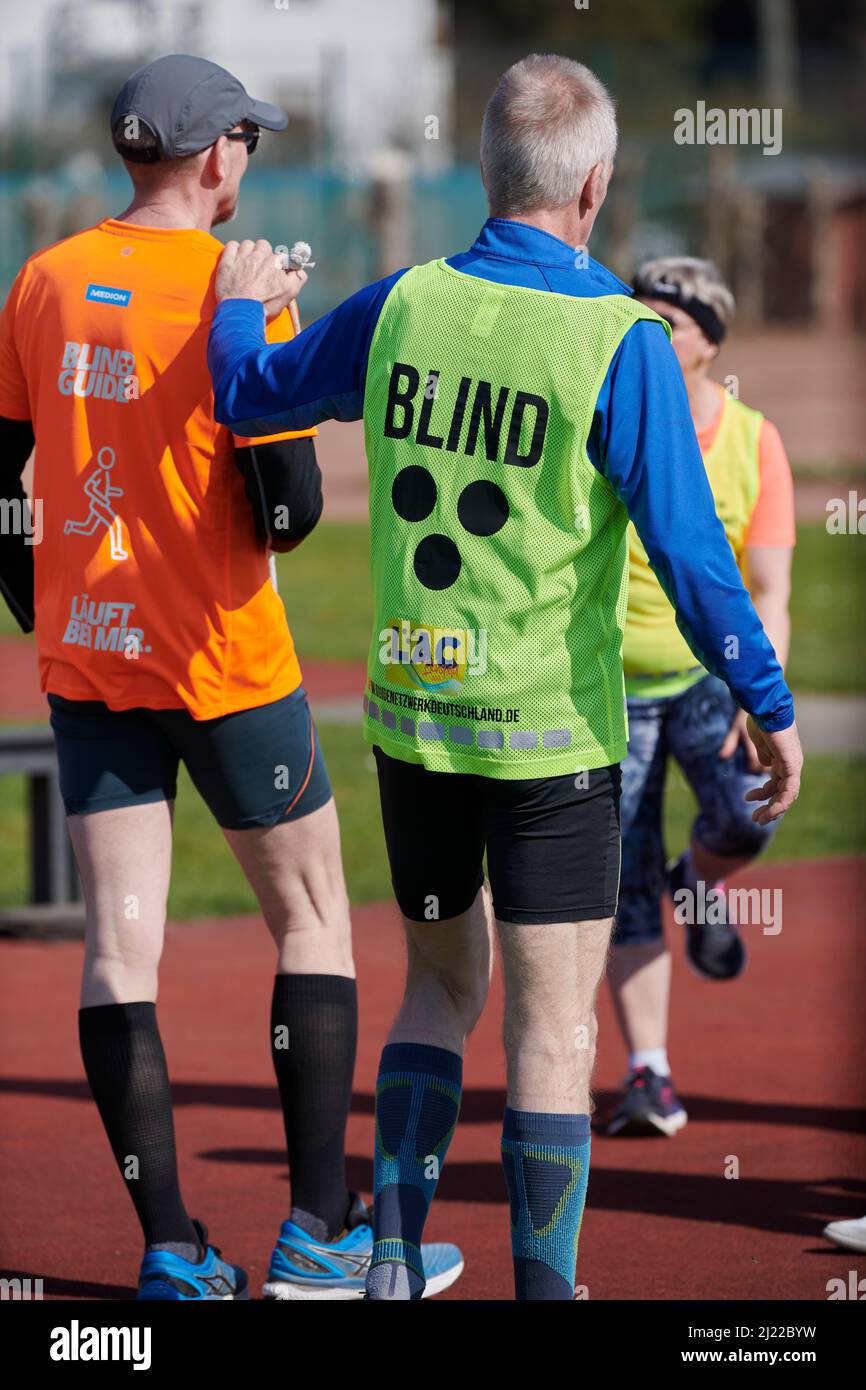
2, 148, 864, 331
0, 166, 488, 322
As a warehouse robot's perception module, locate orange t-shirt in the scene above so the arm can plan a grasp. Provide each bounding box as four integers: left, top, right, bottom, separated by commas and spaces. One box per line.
696, 396, 796, 549
0, 219, 313, 718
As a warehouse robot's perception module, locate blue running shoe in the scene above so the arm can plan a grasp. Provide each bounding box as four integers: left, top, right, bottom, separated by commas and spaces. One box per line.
262, 1193, 464, 1300
137, 1220, 250, 1300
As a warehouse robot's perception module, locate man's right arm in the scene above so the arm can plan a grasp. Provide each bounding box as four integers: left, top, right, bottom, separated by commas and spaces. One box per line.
209, 270, 407, 436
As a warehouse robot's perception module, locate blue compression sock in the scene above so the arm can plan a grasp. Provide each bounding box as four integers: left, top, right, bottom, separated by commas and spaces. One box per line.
501, 1107, 591, 1300
366, 1043, 462, 1300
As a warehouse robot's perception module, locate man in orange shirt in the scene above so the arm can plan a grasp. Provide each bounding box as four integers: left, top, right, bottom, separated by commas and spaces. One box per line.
0, 55, 461, 1300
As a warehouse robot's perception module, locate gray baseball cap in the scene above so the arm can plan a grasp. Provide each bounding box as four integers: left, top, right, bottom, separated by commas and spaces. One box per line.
111, 54, 288, 161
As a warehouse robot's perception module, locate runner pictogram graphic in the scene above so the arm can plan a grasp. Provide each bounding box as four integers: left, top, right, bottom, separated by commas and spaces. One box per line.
64, 445, 128, 560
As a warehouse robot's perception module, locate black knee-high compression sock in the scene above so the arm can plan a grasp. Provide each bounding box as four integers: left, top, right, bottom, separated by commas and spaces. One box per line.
78, 1002, 199, 1255
270, 974, 358, 1240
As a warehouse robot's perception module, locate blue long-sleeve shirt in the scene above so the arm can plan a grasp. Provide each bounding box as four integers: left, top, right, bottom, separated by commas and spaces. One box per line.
209, 218, 793, 732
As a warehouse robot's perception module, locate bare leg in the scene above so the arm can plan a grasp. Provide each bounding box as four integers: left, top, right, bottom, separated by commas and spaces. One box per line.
606, 940, 672, 1054
70, 801, 198, 1252
223, 797, 354, 977
385, 882, 494, 1055
498, 916, 613, 1113
70, 801, 173, 1006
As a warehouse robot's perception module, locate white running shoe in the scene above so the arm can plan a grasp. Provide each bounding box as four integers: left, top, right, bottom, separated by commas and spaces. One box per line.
823, 1216, 866, 1253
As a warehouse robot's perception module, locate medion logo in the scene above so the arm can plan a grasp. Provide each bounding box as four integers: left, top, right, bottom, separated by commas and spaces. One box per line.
49, 1320, 152, 1371
85, 282, 133, 307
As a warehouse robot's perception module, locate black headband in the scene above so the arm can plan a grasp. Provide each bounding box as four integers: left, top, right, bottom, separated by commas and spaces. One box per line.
632, 276, 727, 345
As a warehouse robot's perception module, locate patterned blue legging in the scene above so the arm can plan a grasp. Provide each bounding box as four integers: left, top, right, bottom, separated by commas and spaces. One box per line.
613, 674, 777, 946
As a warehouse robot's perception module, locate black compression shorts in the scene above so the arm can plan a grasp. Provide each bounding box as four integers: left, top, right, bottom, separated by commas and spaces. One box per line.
48, 686, 332, 829
373, 746, 621, 925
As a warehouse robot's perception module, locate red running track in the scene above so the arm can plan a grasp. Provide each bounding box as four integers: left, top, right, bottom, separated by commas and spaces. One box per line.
1, 858, 865, 1300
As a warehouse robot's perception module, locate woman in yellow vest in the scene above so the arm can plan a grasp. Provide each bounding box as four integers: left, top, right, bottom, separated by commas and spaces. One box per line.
607, 257, 796, 1137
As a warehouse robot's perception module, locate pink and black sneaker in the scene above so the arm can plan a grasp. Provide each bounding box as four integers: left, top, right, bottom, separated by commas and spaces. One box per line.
606, 1066, 688, 1138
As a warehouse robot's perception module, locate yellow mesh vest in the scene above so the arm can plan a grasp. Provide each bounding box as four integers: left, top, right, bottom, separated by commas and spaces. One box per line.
361, 258, 671, 776
623, 390, 763, 699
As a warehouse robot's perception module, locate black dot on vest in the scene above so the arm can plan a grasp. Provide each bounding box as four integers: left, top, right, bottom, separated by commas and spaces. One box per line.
414, 534, 461, 590
392, 465, 436, 522
457, 479, 509, 536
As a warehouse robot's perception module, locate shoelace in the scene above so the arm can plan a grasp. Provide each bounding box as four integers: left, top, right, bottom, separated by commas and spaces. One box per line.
629, 1067, 655, 1090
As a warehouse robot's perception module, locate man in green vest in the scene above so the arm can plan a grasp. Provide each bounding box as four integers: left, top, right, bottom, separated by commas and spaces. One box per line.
208, 54, 802, 1300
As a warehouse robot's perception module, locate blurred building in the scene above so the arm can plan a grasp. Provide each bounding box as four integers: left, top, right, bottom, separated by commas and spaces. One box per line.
729, 156, 866, 332
0, 0, 454, 173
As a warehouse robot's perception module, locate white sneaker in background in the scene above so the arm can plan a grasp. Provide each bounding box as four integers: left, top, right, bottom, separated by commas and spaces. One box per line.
823, 1216, 866, 1253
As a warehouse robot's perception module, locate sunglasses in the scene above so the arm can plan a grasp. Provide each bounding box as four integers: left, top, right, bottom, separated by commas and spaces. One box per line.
224, 127, 260, 154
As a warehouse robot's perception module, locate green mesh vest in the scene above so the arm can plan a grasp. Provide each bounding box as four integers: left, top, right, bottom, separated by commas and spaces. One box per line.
361, 257, 670, 778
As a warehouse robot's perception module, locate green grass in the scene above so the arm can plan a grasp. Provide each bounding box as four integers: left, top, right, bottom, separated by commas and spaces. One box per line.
0, 739, 862, 917
3, 519, 864, 692
663, 755, 866, 865
0, 607, 24, 637
787, 528, 866, 693
275, 523, 372, 664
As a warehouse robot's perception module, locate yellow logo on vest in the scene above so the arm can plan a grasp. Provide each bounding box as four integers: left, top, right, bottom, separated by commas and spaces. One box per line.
378, 619, 487, 693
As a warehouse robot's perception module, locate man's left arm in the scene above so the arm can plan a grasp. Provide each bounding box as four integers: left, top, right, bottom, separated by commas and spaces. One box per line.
233, 434, 323, 552
229, 304, 323, 551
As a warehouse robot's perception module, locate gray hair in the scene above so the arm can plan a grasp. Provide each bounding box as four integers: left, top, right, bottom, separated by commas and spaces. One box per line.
480, 54, 618, 215
634, 256, 736, 329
